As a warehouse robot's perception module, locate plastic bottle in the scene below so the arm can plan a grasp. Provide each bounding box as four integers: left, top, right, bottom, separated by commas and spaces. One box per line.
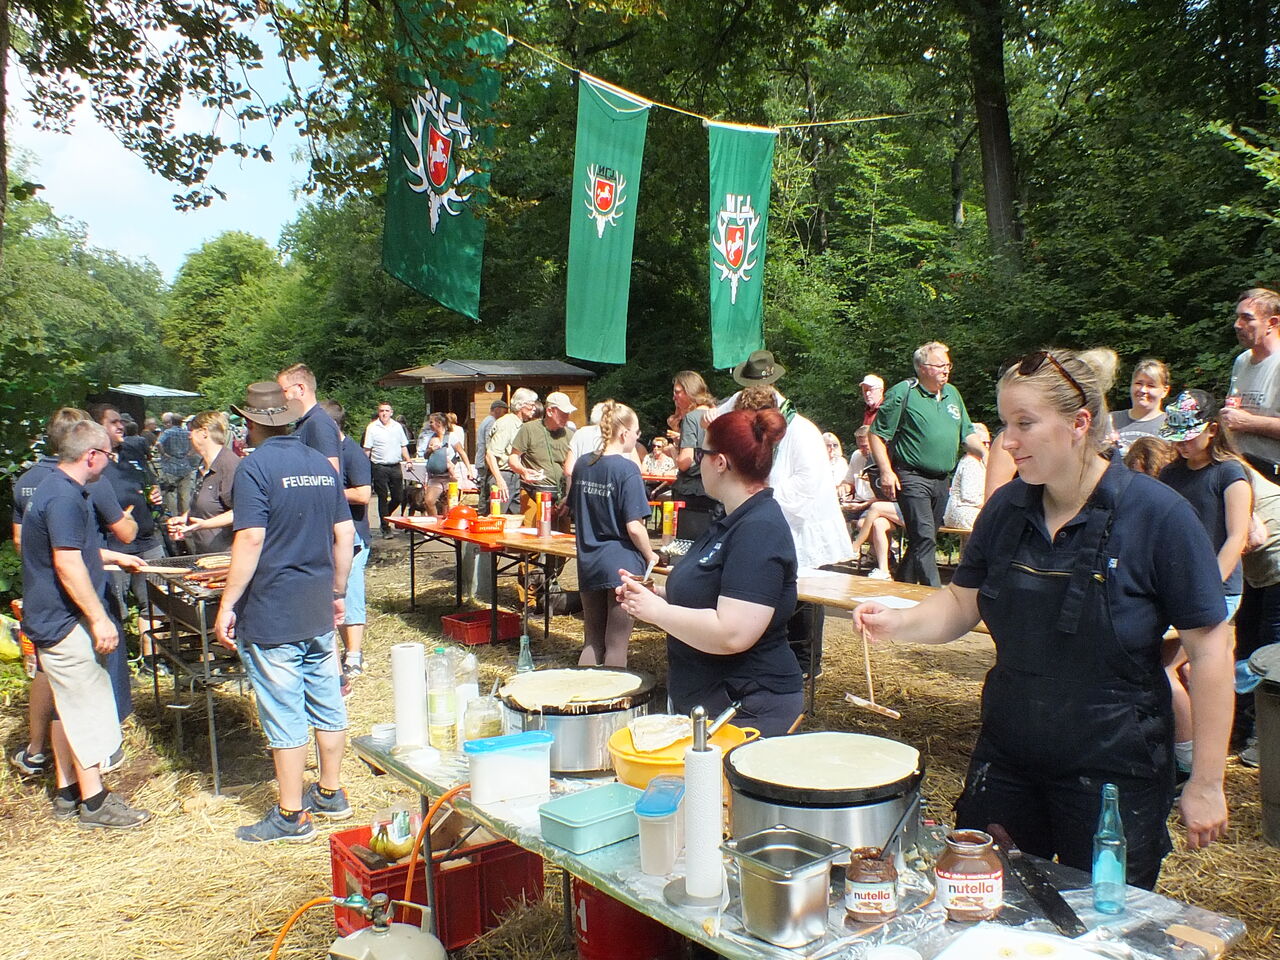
516, 634, 535, 673
489, 485, 502, 516
661, 501, 675, 544
1092, 782, 1127, 914
454, 651, 480, 728
447, 480, 459, 510
426, 646, 458, 751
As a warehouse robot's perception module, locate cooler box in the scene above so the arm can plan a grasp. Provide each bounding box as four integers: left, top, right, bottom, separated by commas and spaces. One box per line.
329, 823, 544, 948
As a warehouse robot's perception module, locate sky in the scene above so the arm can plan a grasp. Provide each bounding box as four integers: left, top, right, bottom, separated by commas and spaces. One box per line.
7, 40, 313, 282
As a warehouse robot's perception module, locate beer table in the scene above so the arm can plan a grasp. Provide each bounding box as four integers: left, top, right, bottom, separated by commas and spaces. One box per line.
351, 735, 1245, 960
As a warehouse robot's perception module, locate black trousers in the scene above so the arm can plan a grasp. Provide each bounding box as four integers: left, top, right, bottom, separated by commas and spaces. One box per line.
371, 462, 403, 528
894, 467, 950, 586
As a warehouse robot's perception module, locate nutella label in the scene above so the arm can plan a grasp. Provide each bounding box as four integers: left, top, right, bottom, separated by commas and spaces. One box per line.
936, 869, 1002, 913
845, 880, 898, 917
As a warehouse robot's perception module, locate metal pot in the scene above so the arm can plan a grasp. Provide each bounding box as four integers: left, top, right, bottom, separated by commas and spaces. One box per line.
725, 732, 924, 863
500, 668, 658, 774
722, 825, 848, 948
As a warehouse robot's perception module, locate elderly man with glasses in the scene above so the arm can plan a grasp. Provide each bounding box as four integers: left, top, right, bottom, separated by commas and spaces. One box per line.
868, 341, 986, 586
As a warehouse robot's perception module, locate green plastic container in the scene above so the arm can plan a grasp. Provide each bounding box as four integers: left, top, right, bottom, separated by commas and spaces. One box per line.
538, 783, 643, 854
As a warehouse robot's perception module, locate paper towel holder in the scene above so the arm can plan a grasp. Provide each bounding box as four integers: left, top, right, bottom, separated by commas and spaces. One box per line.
663, 704, 725, 909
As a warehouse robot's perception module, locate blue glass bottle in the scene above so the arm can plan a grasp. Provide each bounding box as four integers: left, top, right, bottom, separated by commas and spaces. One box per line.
1092, 782, 1127, 914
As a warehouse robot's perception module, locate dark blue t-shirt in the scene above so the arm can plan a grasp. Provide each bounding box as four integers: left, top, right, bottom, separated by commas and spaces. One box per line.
664, 489, 801, 712
20, 470, 108, 647
231, 435, 350, 646
293, 405, 342, 466
98, 456, 158, 552
1158, 458, 1248, 595
954, 465, 1227, 668
569, 453, 651, 590
338, 435, 373, 546
13, 457, 125, 532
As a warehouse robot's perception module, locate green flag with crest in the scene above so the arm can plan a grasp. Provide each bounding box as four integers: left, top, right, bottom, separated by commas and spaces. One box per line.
383, 10, 505, 320
708, 121, 776, 368
565, 75, 651, 363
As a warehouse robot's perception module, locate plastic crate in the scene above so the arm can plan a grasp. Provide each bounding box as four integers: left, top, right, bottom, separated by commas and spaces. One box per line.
329, 824, 544, 948
441, 609, 522, 646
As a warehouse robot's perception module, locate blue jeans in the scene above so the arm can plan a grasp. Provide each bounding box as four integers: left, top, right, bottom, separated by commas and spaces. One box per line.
238, 633, 347, 749
344, 539, 370, 626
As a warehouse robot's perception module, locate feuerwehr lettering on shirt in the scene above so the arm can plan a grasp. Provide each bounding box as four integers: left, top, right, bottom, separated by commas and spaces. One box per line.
281, 474, 338, 489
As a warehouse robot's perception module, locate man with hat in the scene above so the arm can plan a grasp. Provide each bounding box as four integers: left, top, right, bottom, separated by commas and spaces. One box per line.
485, 388, 540, 514
868, 340, 985, 586
509, 391, 578, 527
215, 381, 355, 843
861, 374, 885, 426
474, 397, 508, 495
726, 350, 853, 675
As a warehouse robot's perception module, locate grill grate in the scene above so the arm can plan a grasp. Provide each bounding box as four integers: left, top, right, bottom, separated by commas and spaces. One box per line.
144, 552, 229, 599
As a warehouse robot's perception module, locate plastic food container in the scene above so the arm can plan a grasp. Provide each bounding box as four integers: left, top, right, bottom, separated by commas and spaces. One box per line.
538, 783, 642, 854
463, 731, 553, 806
636, 776, 685, 876
607, 722, 758, 788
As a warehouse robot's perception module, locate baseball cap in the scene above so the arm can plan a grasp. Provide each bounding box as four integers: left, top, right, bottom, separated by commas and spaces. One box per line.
860, 374, 884, 389
545, 391, 577, 414
1159, 390, 1214, 442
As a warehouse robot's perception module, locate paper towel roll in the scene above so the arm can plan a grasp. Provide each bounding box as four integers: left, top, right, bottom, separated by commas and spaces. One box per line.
683, 743, 724, 899
391, 642, 427, 747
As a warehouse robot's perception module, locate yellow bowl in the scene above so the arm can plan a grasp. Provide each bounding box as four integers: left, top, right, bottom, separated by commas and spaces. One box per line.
608, 723, 760, 789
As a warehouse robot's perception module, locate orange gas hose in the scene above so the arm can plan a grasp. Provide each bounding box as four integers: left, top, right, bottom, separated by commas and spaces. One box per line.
268, 897, 332, 960
403, 783, 471, 903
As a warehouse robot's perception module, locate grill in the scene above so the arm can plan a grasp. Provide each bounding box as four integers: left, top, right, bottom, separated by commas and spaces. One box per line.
143, 553, 229, 601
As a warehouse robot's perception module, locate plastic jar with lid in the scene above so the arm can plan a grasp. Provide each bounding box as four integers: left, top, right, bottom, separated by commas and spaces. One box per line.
635, 775, 685, 876
935, 829, 1003, 921
845, 847, 898, 922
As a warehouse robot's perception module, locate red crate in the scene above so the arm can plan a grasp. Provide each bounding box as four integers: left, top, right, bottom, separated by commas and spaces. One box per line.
330, 824, 544, 948
441, 609, 522, 646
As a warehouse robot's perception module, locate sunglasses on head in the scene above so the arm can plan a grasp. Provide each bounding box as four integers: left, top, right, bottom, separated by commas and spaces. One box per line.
1014, 351, 1088, 408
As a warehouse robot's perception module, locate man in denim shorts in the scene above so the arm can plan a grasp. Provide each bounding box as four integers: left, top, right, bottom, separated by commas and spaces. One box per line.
215, 382, 355, 843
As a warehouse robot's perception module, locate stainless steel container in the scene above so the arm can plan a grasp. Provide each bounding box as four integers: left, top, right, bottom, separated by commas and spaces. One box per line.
725, 732, 924, 864
500, 668, 658, 774
722, 825, 848, 948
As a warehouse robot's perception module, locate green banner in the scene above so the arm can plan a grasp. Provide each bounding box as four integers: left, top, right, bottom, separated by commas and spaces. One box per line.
383, 14, 505, 320
565, 76, 651, 364
708, 121, 777, 369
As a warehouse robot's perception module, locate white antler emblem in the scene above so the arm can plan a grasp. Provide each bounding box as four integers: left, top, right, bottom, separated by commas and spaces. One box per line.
584, 164, 628, 237
711, 194, 762, 303
402, 82, 476, 233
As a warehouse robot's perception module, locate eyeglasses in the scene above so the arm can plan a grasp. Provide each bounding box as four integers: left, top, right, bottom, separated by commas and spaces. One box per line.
88, 447, 113, 460
1015, 351, 1089, 408
921, 361, 953, 371
693, 447, 718, 466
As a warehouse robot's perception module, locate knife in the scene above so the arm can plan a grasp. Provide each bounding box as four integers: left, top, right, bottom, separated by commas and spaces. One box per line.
987, 823, 1088, 939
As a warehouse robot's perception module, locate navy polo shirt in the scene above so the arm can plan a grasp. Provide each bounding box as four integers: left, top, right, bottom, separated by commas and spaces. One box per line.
954, 461, 1227, 665
665, 489, 802, 711
231, 435, 350, 646
293, 405, 342, 466
338, 435, 373, 546
20, 470, 108, 647
98, 455, 157, 551
12, 457, 125, 532
1158, 458, 1248, 596
569, 454, 652, 590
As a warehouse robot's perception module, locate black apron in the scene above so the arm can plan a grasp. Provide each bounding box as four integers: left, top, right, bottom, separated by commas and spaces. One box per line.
955, 459, 1176, 886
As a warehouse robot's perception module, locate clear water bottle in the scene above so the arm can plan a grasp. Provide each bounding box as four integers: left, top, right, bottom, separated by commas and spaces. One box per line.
1092, 782, 1127, 914
454, 651, 480, 728
426, 646, 457, 751
516, 634, 534, 673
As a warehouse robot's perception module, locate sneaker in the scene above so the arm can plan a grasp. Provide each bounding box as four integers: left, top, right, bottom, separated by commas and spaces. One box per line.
10, 746, 49, 778
1240, 737, 1260, 768
236, 806, 316, 844
340, 671, 353, 700
79, 792, 152, 830
867, 568, 892, 581
52, 794, 80, 822
101, 747, 125, 774
303, 782, 354, 820
344, 653, 364, 679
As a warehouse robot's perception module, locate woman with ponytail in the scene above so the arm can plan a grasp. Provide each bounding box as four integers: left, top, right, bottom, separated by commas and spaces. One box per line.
618, 408, 803, 735
568, 401, 657, 666
855, 347, 1233, 888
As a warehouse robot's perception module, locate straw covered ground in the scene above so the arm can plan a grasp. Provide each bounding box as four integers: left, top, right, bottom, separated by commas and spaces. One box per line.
1, 536, 1277, 959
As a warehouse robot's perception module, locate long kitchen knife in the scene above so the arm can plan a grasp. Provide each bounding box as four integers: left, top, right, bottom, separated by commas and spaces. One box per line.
987, 823, 1088, 939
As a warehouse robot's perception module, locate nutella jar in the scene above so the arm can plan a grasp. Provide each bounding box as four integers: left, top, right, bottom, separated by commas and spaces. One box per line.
934, 829, 1003, 922
845, 847, 899, 922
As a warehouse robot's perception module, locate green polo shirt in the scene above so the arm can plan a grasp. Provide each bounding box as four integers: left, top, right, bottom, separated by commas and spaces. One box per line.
871, 379, 974, 476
